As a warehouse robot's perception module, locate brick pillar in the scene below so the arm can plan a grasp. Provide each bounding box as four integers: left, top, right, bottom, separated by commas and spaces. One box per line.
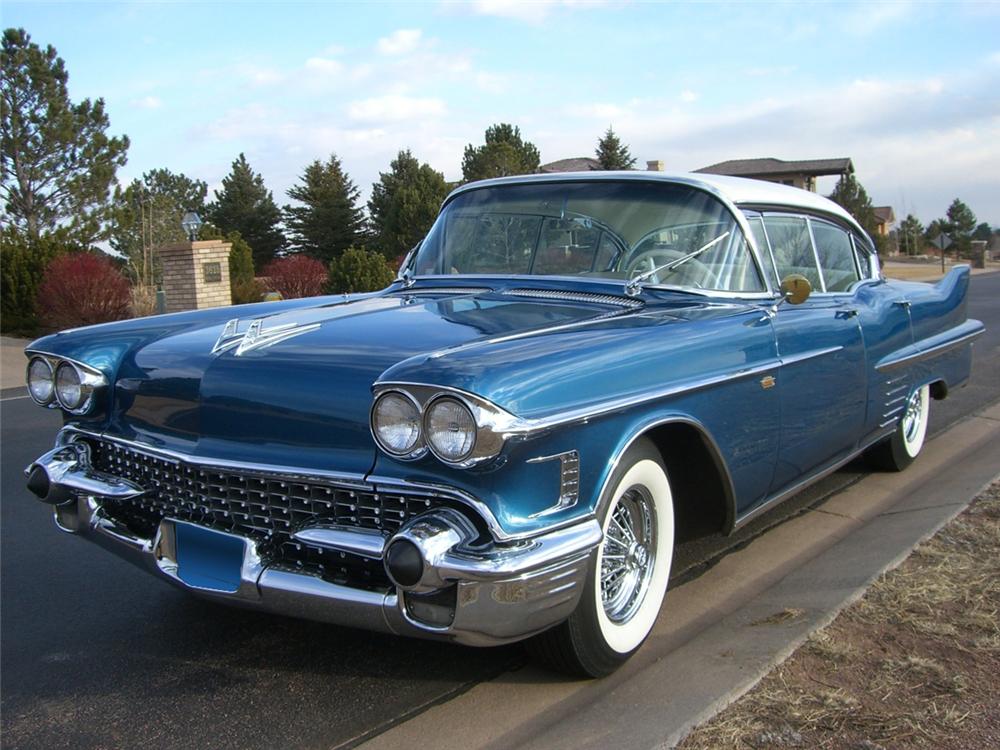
160, 240, 233, 313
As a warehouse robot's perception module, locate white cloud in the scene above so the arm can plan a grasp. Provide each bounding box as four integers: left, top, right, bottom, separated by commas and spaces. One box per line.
376, 29, 423, 55
679, 90, 698, 103
347, 94, 447, 122
131, 95, 162, 110
469, 0, 615, 23
304, 56, 344, 75
842, 0, 912, 36
566, 103, 629, 119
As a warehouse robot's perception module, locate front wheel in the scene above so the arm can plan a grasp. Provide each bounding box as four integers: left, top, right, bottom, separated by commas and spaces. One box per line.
866, 384, 930, 471
527, 438, 674, 677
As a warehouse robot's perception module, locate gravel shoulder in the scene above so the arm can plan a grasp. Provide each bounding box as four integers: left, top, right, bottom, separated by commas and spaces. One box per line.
679, 480, 1000, 750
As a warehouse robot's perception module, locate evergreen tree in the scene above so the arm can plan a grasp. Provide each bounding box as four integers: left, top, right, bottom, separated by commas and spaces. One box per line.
284, 154, 366, 262
110, 168, 208, 285
461, 123, 540, 182
827, 172, 878, 238
594, 126, 636, 170
208, 153, 285, 267
945, 198, 977, 257
1, 28, 129, 244
897, 214, 924, 256
328, 246, 396, 293
368, 150, 449, 259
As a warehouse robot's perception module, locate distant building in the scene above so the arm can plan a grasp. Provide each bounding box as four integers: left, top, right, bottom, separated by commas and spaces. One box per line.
694, 157, 854, 192
873, 206, 896, 237
538, 157, 601, 173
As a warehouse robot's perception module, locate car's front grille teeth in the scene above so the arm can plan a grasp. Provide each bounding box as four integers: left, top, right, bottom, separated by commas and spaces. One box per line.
83, 438, 464, 590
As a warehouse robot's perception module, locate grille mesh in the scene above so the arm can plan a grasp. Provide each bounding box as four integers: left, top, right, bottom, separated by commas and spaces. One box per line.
84, 438, 467, 589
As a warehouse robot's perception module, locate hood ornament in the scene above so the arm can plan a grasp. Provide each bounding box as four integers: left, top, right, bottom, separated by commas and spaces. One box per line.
212, 318, 320, 356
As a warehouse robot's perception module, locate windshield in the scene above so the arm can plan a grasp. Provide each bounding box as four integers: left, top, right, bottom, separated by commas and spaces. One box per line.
411, 180, 765, 293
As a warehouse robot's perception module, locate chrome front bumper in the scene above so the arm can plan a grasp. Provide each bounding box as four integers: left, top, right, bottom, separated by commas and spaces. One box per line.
26, 443, 601, 647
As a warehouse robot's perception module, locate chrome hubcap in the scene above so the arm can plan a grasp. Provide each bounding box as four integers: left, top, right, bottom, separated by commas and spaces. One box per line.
600, 487, 656, 623
902, 388, 923, 444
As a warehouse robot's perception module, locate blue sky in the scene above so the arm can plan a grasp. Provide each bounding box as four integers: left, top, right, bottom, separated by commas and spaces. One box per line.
6, 1, 1000, 225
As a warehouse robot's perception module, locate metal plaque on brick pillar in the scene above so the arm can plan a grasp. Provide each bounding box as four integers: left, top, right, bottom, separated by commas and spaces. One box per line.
160, 240, 233, 313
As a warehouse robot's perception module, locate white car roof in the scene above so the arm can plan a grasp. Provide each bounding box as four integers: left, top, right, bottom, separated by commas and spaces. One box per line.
446, 171, 868, 240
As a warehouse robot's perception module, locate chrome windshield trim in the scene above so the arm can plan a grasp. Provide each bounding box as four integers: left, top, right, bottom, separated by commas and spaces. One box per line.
503, 288, 643, 308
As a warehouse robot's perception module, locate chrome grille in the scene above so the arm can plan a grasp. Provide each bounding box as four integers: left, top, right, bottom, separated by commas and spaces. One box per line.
83, 438, 469, 589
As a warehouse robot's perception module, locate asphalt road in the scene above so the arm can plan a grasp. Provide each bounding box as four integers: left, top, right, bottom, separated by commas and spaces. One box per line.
2, 273, 998, 750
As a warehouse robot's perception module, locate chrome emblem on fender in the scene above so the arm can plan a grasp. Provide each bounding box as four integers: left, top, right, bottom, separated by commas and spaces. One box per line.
211, 318, 320, 356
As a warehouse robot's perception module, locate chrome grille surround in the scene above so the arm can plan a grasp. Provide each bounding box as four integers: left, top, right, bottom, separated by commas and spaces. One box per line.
82, 437, 479, 590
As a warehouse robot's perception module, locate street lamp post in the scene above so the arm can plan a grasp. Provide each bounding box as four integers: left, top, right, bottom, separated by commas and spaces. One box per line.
180, 212, 203, 242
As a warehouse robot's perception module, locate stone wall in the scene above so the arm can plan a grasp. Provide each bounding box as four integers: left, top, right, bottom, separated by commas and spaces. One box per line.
160, 241, 233, 313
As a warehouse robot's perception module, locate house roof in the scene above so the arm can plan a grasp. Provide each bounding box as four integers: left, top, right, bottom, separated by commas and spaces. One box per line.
694, 157, 854, 178
445, 171, 866, 238
873, 206, 896, 225
539, 157, 602, 173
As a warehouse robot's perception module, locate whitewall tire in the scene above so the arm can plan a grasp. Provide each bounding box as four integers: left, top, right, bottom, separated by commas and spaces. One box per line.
527, 438, 674, 677
866, 384, 931, 471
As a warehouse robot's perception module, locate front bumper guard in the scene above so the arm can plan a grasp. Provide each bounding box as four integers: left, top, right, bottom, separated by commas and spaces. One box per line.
26, 444, 601, 646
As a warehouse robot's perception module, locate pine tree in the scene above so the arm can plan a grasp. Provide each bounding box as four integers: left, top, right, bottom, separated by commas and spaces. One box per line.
284, 154, 366, 262
945, 198, 977, 257
594, 126, 636, 170
368, 150, 449, 260
827, 172, 878, 238
897, 214, 924, 256
1, 28, 129, 244
208, 153, 285, 268
461, 123, 540, 182
110, 168, 208, 285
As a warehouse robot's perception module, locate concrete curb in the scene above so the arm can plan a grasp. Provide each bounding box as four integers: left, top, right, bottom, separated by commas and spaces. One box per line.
361, 403, 1000, 750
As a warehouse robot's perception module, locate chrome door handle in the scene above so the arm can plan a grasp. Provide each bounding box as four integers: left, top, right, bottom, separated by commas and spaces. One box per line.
836, 308, 859, 319
893, 299, 911, 308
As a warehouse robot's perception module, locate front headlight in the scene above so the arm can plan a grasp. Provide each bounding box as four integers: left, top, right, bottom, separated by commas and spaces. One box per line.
55, 362, 87, 410
424, 397, 477, 463
26, 356, 55, 405
372, 391, 423, 456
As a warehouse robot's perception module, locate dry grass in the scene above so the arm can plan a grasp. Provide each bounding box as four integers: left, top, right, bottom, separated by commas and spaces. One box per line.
679, 481, 1000, 750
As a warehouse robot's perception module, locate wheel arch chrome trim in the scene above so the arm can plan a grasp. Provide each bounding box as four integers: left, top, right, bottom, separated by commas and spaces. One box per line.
593, 414, 738, 534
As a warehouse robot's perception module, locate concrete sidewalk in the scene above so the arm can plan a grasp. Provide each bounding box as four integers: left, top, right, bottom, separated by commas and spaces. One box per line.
2, 336, 30, 391
362, 402, 1000, 750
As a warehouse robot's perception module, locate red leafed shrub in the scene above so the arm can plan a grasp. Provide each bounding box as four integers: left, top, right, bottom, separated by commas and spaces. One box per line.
37, 252, 132, 330
262, 255, 328, 299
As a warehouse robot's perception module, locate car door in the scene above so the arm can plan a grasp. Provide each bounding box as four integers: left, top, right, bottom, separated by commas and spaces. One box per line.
759, 214, 867, 492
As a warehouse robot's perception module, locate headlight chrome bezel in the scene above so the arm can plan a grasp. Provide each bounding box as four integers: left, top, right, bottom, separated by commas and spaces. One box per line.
25, 352, 107, 415
423, 396, 478, 464
370, 384, 518, 468
26, 355, 55, 405
371, 390, 427, 459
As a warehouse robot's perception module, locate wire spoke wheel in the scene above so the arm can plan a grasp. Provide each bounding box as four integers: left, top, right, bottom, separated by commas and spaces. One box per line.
600, 487, 656, 624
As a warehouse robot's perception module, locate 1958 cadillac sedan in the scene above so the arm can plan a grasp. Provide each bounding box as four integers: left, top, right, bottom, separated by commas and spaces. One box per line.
23, 172, 984, 677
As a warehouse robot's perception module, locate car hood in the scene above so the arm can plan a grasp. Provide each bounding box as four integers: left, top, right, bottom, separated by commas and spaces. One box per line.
108, 290, 636, 473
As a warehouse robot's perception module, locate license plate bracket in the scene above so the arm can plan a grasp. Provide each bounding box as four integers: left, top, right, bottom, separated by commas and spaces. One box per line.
174, 522, 246, 593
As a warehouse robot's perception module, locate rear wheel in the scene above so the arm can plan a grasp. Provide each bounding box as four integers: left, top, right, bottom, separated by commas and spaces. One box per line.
527, 438, 674, 677
866, 384, 930, 471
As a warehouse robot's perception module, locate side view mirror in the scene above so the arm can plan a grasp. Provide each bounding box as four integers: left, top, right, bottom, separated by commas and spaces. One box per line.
780, 274, 812, 305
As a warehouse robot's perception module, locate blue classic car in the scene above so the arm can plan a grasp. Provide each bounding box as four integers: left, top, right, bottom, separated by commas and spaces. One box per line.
24, 172, 984, 677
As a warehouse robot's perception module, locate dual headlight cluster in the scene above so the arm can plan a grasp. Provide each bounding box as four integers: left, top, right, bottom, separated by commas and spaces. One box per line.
26, 355, 106, 414
370, 386, 515, 468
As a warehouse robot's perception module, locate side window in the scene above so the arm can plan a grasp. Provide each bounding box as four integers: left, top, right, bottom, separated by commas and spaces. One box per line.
811, 221, 861, 292
762, 215, 821, 291
852, 235, 874, 279
745, 216, 777, 284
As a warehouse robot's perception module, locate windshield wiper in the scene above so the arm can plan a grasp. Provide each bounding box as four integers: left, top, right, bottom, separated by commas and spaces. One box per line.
625, 231, 730, 296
